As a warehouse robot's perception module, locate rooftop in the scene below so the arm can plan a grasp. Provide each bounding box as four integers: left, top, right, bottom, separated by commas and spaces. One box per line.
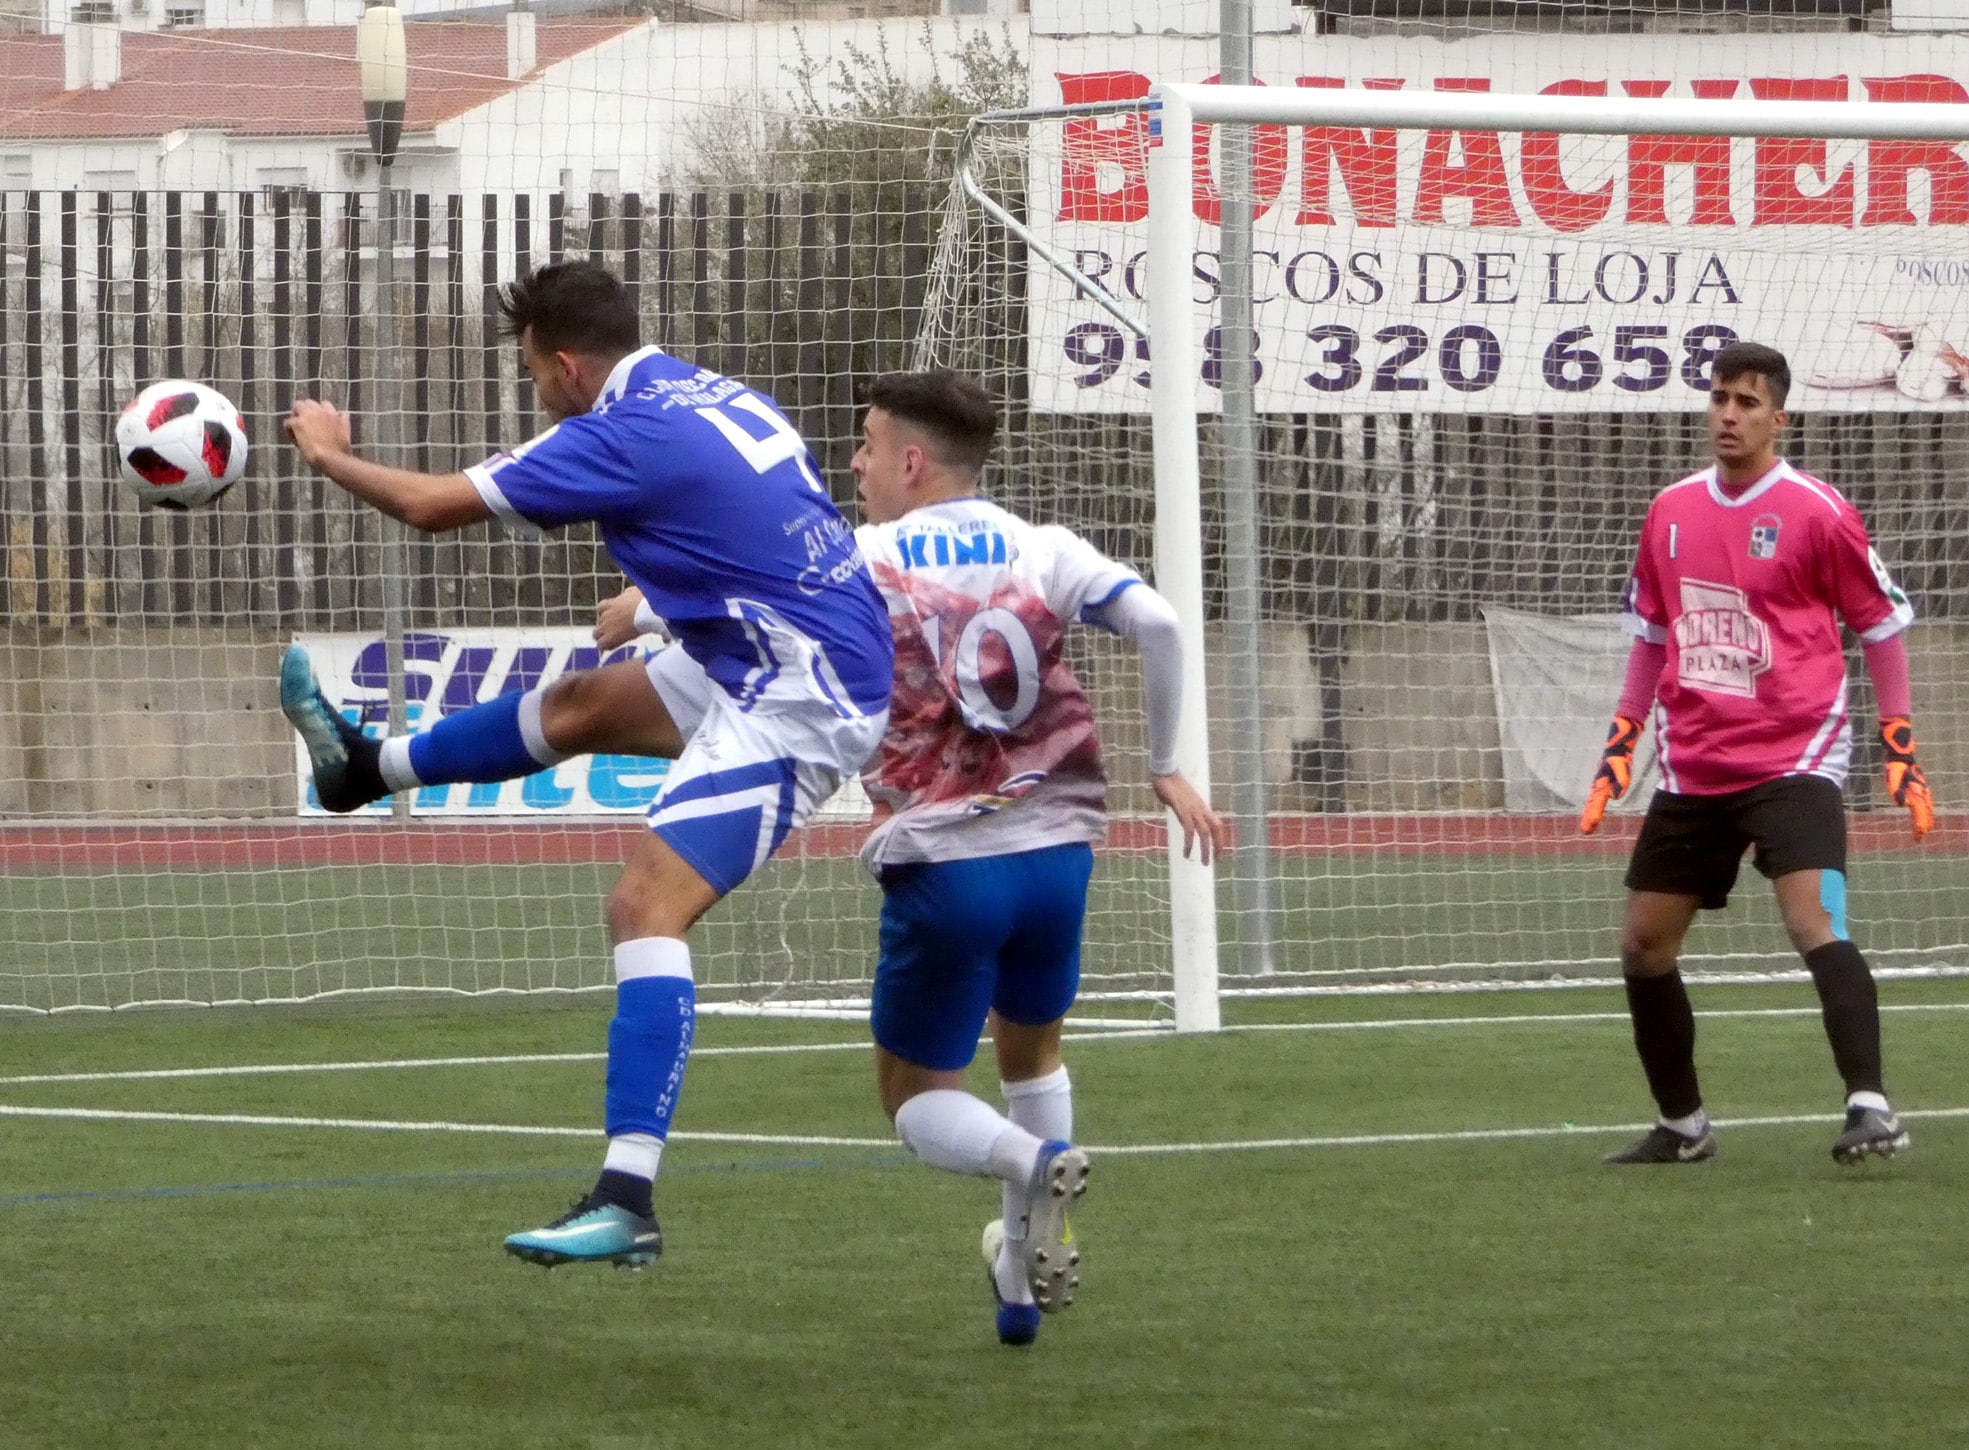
0, 19, 641, 141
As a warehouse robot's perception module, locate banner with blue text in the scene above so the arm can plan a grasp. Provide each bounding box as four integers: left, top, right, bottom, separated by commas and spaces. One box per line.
292, 629, 672, 818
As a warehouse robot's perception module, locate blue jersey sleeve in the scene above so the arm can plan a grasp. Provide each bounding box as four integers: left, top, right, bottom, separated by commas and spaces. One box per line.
464, 414, 654, 532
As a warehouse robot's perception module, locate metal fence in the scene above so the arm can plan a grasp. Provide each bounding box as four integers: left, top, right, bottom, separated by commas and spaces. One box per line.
0, 186, 938, 631
4, 186, 1966, 640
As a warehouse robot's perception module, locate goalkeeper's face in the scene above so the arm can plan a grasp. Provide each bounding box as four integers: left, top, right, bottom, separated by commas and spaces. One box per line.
1707, 371, 1785, 475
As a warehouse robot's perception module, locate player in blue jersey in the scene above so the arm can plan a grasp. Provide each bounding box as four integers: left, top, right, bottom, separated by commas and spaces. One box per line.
280, 259, 892, 1270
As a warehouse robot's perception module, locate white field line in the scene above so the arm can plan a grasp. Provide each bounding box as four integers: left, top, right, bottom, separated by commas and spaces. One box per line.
0, 1103, 891, 1147
0, 1042, 866, 1087
5, 1000, 1967, 1088
3, 1101, 1967, 1155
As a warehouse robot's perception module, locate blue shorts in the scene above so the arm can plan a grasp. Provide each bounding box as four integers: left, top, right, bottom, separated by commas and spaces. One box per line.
644, 645, 885, 897
870, 842, 1095, 1072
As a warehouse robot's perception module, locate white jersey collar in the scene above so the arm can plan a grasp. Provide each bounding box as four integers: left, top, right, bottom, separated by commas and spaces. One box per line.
1705, 457, 1791, 509
596, 345, 666, 410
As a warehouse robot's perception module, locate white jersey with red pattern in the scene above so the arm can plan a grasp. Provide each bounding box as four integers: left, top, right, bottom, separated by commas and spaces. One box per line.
855, 496, 1141, 869
1621, 458, 1913, 795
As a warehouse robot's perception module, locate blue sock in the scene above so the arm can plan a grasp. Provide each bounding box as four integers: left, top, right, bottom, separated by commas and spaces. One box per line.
604, 975, 696, 1141
406, 689, 557, 786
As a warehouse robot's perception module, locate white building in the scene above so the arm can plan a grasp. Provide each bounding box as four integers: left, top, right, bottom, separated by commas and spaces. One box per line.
0, 15, 1027, 195
33, 0, 994, 38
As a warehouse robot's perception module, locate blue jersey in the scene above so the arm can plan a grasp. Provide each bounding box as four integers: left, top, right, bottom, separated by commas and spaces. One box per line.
465, 347, 891, 717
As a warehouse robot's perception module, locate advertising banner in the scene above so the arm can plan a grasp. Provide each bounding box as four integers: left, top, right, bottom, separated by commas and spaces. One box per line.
1030, 33, 1969, 414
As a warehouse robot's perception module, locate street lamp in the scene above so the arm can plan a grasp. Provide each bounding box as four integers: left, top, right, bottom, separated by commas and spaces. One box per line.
357, 1, 407, 171
357, 1, 410, 816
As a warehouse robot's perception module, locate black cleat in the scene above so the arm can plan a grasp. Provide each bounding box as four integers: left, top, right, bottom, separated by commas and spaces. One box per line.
281, 643, 386, 813
1832, 1107, 1909, 1165
1603, 1123, 1718, 1164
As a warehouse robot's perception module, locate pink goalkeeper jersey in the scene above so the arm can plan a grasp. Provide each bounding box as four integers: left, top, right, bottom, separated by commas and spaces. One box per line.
1622, 458, 1914, 795
855, 496, 1141, 869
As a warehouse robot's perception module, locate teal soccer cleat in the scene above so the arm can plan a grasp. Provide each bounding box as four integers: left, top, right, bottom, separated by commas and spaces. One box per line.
504, 1194, 663, 1270
280, 644, 385, 813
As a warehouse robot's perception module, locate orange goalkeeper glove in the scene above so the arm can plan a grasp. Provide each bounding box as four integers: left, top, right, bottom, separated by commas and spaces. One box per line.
1881, 716, 1935, 841
1579, 715, 1642, 835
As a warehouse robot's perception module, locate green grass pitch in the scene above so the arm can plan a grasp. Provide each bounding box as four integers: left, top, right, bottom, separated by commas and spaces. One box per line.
5, 848, 1965, 1010
4, 981, 1968, 1449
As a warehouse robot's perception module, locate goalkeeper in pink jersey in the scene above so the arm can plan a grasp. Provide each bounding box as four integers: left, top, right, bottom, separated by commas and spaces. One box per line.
1581, 340, 1935, 1168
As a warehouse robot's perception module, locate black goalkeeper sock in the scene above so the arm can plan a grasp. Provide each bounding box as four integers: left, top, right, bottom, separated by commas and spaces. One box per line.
1623, 971, 1703, 1121
1805, 940, 1885, 1097
592, 1169, 655, 1219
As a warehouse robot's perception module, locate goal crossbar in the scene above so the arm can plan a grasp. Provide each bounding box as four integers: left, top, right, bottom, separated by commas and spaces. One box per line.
1152, 81, 1969, 141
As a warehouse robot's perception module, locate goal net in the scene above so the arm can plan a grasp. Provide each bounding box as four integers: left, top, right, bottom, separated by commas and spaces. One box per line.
917, 59, 1969, 1005
3, 13, 1967, 1017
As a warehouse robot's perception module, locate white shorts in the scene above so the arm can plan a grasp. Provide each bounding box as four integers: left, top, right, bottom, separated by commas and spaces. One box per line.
643, 646, 886, 896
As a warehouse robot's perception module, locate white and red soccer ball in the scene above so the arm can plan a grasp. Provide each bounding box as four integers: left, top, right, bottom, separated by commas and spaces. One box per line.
115, 380, 248, 511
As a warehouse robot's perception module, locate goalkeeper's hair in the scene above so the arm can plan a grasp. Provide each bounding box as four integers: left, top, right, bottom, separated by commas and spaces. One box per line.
497, 260, 640, 358
866, 370, 998, 475
1712, 340, 1791, 409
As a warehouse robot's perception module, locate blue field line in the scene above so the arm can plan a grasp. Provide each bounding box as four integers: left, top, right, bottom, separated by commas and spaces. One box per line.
0, 1150, 911, 1210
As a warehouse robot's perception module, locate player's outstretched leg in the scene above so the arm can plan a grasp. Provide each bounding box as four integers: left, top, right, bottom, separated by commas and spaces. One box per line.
280, 644, 386, 813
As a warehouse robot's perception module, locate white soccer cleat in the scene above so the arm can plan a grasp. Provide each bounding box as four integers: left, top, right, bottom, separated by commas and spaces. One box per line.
1019, 1141, 1088, 1313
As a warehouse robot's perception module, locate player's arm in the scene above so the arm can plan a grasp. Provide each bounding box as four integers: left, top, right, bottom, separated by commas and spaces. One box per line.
1085, 583, 1233, 866
1582, 510, 1670, 835
1579, 638, 1663, 834
1863, 631, 1935, 841
1830, 512, 1931, 840
285, 399, 491, 533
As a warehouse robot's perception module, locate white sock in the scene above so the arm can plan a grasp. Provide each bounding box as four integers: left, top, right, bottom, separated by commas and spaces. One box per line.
1000, 1067, 1072, 1234
994, 1232, 1035, 1307
894, 1089, 1042, 1181
516, 686, 570, 766
378, 736, 421, 792
1662, 1109, 1708, 1137
602, 1132, 662, 1180
1847, 1090, 1891, 1115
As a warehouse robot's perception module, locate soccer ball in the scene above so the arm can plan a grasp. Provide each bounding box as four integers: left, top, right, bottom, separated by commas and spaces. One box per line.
115, 380, 248, 511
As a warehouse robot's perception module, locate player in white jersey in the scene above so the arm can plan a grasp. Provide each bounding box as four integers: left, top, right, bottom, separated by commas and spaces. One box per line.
852, 371, 1227, 1346
1580, 342, 1936, 1168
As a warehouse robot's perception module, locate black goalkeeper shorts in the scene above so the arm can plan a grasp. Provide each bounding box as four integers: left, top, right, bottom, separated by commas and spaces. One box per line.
1624, 775, 1848, 911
